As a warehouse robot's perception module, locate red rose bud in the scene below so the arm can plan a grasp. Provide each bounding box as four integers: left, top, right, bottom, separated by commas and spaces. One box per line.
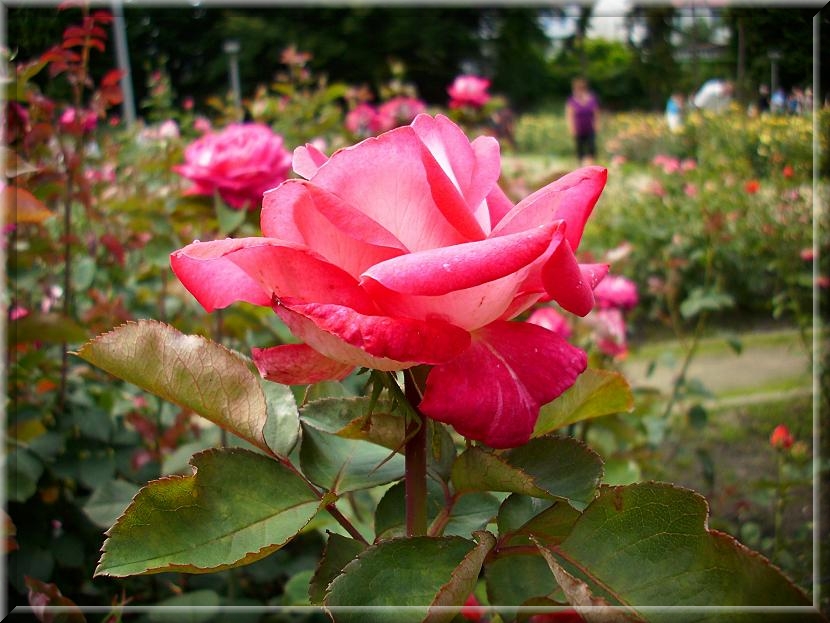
770, 424, 794, 449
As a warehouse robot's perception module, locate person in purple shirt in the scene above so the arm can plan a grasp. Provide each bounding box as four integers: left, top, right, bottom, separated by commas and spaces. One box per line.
566, 77, 600, 165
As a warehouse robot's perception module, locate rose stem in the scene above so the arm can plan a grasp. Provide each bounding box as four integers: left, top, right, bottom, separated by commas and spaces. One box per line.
404, 368, 428, 537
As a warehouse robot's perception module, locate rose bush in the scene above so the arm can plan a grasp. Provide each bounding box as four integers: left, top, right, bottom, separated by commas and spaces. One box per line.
174, 122, 293, 210
171, 113, 608, 447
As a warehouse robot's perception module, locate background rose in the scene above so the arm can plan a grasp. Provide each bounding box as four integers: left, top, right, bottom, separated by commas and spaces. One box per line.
447, 75, 491, 109
171, 114, 607, 447
174, 122, 292, 210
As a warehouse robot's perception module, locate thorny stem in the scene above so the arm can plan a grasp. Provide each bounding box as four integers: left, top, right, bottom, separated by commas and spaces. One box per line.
275, 454, 368, 545
404, 368, 428, 537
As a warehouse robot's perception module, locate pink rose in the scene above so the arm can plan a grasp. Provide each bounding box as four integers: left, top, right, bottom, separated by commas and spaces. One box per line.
376, 96, 427, 132
171, 114, 607, 448
593, 274, 638, 310
527, 306, 572, 339
447, 75, 491, 109
345, 103, 380, 137
175, 123, 292, 210
588, 308, 628, 359
59, 107, 97, 135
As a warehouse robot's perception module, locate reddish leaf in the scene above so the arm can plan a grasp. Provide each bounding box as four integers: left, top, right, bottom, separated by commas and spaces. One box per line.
2, 185, 54, 224
25, 577, 86, 623
100, 69, 125, 87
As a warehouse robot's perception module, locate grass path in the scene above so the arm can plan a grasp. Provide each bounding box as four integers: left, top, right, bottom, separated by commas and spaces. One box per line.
621, 326, 815, 405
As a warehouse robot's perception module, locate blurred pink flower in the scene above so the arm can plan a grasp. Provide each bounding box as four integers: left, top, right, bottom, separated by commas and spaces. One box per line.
652, 154, 680, 174
345, 103, 380, 137
158, 119, 180, 139
800, 248, 814, 261
817, 275, 830, 289
681, 158, 697, 171
376, 96, 427, 132
183, 96, 194, 111
9, 305, 29, 321
193, 116, 212, 134
175, 123, 293, 210
527, 306, 573, 339
589, 308, 628, 359
447, 75, 491, 109
593, 274, 638, 311
648, 180, 666, 197
684, 182, 698, 197
59, 107, 97, 135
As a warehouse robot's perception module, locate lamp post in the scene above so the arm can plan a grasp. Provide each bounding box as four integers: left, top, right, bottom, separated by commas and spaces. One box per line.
768, 49, 782, 94
111, 0, 136, 127
223, 39, 242, 121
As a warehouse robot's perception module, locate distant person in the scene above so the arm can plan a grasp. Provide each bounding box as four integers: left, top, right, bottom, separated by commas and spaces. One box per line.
566, 77, 600, 165
787, 87, 804, 115
757, 85, 770, 114
692, 79, 733, 112
665, 92, 684, 132
770, 87, 787, 114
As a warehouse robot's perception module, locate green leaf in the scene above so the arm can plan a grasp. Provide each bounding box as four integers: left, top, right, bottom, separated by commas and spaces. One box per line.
535, 482, 819, 622
6, 447, 43, 502
534, 368, 634, 436
300, 397, 405, 450
148, 590, 221, 623
282, 569, 315, 606
375, 480, 499, 540
95, 448, 320, 577
679, 288, 735, 319
82, 479, 141, 528
485, 551, 558, 617
451, 436, 604, 510
76, 320, 285, 456
260, 380, 301, 458
299, 402, 405, 494
11, 312, 87, 344
496, 495, 580, 548
214, 191, 247, 234
324, 532, 495, 623
309, 533, 368, 605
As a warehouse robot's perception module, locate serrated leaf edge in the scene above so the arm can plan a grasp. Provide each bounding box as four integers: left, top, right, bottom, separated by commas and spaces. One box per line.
94, 447, 320, 577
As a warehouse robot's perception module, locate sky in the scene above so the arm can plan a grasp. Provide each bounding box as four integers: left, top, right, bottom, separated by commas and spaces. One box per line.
587, 0, 632, 40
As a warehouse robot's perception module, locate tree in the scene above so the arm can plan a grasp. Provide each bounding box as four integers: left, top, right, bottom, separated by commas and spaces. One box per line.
626, 5, 680, 109
722, 7, 818, 101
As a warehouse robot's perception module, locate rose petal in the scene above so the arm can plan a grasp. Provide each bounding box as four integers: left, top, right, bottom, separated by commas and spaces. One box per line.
541, 240, 609, 317
360, 223, 565, 329
362, 222, 564, 297
260, 180, 406, 277
492, 166, 607, 249
419, 321, 587, 448
170, 239, 274, 312
293, 143, 329, 179
252, 343, 354, 384
412, 113, 500, 235
486, 183, 514, 228
306, 126, 473, 251
274, 299, 471, 371
171, 238, 376, 314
